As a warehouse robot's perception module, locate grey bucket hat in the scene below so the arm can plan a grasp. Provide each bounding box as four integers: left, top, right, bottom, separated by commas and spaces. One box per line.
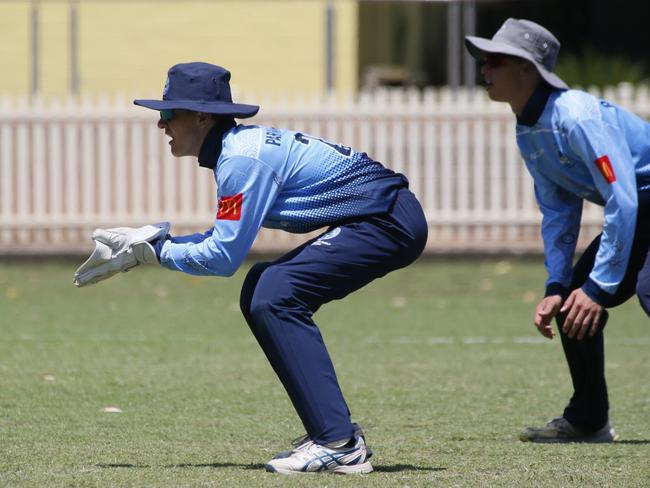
464, 18, 568, 90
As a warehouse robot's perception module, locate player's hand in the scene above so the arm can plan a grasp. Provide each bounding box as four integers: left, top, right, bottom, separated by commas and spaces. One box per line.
73, 222, 170, 287
534, 295, 562, 339
91, 222, 169, 257
560, 288, 603, 340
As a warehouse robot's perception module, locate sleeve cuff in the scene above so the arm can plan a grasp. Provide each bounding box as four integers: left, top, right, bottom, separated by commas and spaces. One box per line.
152, 234, 171, 261
581, 278, 613, 305
545, 282, 570, 299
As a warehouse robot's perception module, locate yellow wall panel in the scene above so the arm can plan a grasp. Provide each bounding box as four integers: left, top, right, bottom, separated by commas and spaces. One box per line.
80, 1, 330, 97
40, 2, 69, 96
0, 0, 359, 97
334, 0, 358, 93
0, 2, 30, 94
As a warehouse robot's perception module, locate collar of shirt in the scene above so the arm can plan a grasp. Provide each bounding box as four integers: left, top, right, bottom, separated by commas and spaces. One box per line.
197, 118, 236, 169
516, 82, 556, 127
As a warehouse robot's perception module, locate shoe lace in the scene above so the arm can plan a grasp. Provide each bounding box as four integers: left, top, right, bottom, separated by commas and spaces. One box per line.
289, 423, 367, 451
290, 434, 311, 449
547, 417, 578, 434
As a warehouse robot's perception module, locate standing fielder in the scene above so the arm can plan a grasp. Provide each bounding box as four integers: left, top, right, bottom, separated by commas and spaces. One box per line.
465, 19, 650, 442
74, 62, 428, 474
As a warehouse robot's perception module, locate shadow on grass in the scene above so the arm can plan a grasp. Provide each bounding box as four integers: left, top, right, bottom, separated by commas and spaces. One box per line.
615, 440, 650, 445
170, 463, 444, 473
374, 464, 446, 473
97, 462, 444, 473
96, 462, 266, 470
168, 463, 266, 470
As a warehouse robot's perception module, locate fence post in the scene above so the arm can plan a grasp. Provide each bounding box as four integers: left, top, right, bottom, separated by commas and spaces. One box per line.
0, 96, 13, 245
6, 84, 648, 254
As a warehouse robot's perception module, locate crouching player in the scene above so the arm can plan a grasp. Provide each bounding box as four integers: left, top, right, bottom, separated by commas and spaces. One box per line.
74, 62, 428, 474
465, 19, 650, 442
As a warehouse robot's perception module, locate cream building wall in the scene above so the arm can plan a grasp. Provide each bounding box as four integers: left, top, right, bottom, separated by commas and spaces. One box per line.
0, 0, 358, 98
0, 2, 32, 94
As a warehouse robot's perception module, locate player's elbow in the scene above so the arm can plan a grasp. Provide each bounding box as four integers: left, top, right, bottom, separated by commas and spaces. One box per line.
217, 261, 239, 277
205, 253, 244, 277
636, 274, 650, 315
202, 239, 248, 277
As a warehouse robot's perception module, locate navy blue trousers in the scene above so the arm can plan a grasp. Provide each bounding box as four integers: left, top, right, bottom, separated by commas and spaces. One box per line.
239, 189, 428, 445
559, 196, 650, 431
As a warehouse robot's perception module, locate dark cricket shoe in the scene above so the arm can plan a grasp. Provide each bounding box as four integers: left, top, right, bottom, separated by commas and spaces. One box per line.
520, 416, 618, 443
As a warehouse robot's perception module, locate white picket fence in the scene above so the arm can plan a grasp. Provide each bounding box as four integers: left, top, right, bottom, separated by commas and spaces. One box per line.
1, 84, 649, 255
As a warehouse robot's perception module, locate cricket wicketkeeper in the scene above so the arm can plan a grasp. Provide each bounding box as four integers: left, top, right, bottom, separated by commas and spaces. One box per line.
74, 62, 428, 474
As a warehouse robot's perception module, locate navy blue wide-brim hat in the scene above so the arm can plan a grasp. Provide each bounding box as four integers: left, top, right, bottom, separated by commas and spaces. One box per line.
134, 62, 259, 118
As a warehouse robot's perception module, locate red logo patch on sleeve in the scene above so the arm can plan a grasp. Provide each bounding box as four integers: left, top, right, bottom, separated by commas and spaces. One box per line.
594, 155, 616, 184
217, 193, 243, 221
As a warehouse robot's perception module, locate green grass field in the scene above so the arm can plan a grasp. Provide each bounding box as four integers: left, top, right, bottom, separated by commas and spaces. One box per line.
1, 258, 648, 487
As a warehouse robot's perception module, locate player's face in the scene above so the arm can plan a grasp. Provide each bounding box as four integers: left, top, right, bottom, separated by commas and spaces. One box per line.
480, 54, 527, 103
157, 110, 205, 157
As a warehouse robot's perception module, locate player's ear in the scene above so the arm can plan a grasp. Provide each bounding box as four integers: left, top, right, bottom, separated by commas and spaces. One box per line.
519, 61, 540, 84
196, 111, 213, 127
521, 61, 538, 76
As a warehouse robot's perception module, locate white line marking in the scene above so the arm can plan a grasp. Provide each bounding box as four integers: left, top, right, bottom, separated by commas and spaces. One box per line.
363, 336, 650, 346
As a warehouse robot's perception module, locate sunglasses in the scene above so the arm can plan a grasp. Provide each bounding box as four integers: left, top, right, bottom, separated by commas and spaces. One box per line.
159, 109, 175, 121
483, 54, 511, 69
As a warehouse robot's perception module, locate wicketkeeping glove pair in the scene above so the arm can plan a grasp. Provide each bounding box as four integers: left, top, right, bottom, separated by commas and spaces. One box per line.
73, 222, 170, 287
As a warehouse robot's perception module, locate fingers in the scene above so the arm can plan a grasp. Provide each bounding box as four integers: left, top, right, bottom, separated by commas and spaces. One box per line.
73, 262, 118, 287
534, 307, 556, 339
533, 292, 603, 342
74, 271, 103, 287
533, 309, 554, 338
575, 308, 602, 340
92, 229, 113, 247
563, 305, 602, 340
92, 228, 130, 251
589, 309, 602, 337
535, 300, 551, 327
560, 288, 606, 340
536, 323, 555, 339
564, 307, 587, 339
534, 306, 549, 327
561, 290, 578, 336
533, 311, 544, 328
533, 296, 561, 337
92, 229, 118, 247
560, 292, 575, 314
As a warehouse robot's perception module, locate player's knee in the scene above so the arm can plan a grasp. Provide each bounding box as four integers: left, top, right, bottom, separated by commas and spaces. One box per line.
240, 262, 271, 321
557, 307, 610, 335
247, 269, 289, 326
248, 293, 281, 330
636, 279, 650, 316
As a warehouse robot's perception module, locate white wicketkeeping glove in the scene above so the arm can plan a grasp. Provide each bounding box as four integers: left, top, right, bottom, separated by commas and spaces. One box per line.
73, 221, 170, 288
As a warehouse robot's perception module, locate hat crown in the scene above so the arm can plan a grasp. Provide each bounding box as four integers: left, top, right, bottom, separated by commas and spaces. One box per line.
493, 18, 560, 71
162, 62, 233, 103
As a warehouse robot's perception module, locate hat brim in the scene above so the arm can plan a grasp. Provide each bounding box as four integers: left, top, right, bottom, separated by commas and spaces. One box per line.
464, 36, 568, 90
133, 99, 259, 118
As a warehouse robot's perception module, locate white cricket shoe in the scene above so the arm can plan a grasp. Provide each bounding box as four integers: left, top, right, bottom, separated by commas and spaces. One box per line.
265, 433, 373, 475
520, 416, 618, 443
